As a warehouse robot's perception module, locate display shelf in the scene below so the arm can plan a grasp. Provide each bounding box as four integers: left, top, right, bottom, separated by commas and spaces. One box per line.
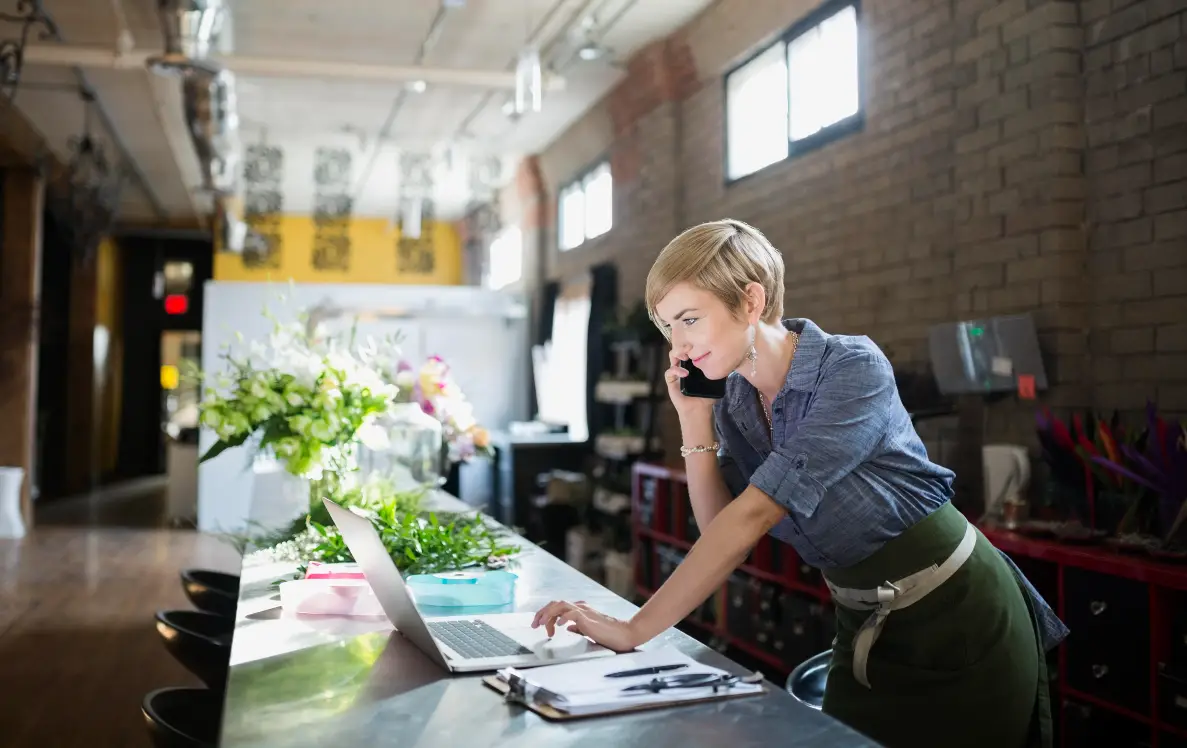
978, 525, 1187, 748
635, 461, 1187, 747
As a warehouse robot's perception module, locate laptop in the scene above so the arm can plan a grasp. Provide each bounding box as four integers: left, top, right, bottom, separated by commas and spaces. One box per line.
322, 498, 618, 672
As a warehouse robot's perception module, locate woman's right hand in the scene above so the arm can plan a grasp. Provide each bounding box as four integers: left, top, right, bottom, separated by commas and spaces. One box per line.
665, 349, 715, 422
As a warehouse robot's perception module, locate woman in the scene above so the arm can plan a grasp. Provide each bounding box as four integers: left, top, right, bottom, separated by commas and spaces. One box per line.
532, 219, 1067, 747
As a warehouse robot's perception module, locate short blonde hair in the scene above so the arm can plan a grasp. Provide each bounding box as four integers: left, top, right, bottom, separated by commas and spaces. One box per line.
645, 219, 785, 335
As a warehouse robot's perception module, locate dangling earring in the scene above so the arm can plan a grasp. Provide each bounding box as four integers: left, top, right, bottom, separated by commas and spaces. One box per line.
746, 325, 757, 377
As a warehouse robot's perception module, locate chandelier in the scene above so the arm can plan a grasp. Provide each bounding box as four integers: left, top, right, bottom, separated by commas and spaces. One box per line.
49, 90, 126, 261
0, 0, 55, 100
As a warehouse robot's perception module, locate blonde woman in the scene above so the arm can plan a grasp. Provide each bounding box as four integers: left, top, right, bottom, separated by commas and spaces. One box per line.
533, 219, 1066, 748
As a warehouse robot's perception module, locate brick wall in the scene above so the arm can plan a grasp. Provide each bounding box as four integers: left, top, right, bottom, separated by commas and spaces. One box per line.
1082, 0, 1187, 414
505, 0, 1187, 462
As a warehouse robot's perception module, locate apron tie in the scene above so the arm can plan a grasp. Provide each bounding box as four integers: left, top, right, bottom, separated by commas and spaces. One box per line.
827, 519, 978, 689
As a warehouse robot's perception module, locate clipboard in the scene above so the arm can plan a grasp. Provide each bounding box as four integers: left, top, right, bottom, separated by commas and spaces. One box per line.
482, 669, 768, 721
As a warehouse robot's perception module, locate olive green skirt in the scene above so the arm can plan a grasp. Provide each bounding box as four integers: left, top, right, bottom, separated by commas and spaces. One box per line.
821, 502, 1051, 748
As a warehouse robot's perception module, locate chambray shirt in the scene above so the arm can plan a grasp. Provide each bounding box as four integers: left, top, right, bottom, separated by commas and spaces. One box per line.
715, 319, 1069, 651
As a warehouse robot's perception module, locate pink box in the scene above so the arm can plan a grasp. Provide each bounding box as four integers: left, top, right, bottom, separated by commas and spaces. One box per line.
304, 561, 366, 580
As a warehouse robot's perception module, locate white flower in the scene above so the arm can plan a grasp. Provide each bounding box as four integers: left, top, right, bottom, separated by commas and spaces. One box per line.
303, 460, 324, 481
310, 419, 335, 441
357, 419, 390, 451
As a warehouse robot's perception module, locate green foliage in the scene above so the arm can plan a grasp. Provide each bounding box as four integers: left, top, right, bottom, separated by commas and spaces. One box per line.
303, 505, 519, 577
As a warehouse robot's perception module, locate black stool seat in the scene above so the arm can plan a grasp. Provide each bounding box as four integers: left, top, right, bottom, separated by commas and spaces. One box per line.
155, 610, 234, 690
142, 687, 222, 748
786, 649, 830, 710
180, 569, 240, 618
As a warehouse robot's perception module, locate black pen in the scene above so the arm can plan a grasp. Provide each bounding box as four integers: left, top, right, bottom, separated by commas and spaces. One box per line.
605, 664, 688, 678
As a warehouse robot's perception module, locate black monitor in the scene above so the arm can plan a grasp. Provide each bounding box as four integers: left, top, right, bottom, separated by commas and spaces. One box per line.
927, 313, 1048, 396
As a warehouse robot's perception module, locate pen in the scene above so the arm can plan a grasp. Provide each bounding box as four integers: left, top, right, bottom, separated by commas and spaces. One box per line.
605, 664, 688, 678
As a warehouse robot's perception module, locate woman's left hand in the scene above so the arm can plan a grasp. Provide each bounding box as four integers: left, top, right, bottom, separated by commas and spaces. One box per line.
532, 600, 641, 652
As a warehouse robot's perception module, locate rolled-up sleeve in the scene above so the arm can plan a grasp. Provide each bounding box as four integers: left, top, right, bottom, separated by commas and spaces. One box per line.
718, 447, 748, 500
749, 349, 894, 521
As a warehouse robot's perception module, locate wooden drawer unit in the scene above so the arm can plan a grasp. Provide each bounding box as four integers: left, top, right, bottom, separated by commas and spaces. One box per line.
1064, 568, 1151, 713
1063, 699, 1153, 748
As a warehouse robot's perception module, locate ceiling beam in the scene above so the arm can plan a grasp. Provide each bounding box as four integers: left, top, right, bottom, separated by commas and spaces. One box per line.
24, 45, 567, 91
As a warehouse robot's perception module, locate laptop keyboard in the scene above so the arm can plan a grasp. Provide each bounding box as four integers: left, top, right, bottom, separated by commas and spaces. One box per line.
427, 620, 533, 659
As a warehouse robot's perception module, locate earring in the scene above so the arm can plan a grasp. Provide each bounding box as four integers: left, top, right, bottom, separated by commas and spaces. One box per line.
746, 325, 757, 377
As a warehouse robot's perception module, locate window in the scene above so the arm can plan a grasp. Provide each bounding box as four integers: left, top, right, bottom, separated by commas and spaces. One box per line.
558, 161, 613, 250
725, 0, 862, 182
531, 280, 591, 441
487, 226, 523, 290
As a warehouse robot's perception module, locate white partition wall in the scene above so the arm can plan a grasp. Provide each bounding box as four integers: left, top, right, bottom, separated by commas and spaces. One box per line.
198, 282, 530, 534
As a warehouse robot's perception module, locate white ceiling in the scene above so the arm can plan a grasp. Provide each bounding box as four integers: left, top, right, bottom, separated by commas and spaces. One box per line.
7, 0, 715, 225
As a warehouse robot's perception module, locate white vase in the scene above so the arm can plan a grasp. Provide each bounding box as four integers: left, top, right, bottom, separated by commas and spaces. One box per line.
0, 467, 26, 539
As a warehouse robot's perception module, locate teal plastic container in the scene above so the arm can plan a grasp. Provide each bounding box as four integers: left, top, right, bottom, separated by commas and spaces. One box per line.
405, 570, 517, 607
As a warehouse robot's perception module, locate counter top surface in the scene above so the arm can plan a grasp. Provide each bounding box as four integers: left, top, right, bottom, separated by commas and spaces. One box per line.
219, 491, 877, 747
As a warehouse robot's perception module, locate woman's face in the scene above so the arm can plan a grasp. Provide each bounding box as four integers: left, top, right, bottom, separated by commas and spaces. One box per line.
654, 282, 752, 380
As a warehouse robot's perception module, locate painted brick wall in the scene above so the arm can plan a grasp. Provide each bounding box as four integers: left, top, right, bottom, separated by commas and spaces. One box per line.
506, 0, 1186, 462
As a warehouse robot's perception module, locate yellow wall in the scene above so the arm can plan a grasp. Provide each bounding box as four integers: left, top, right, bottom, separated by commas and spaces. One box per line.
214, 215, 463, 285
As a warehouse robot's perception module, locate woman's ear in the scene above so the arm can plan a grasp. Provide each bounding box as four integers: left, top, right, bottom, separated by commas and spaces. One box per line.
744, 282, 765, 325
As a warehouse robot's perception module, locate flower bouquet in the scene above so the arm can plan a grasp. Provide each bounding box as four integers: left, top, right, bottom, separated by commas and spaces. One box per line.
395, 354, 493, 466
1090, 402, 1187, 557
196, 300, 517, 576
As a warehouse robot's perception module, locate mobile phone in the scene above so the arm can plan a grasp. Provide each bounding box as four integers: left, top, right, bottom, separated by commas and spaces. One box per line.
679, 359, 727, 399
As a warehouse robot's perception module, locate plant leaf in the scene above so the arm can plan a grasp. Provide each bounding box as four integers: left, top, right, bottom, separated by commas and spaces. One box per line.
199, 431, 251, 463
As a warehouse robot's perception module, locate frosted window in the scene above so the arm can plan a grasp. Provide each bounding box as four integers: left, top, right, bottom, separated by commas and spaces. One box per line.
726, 42, 789, 180
558, 161, 613, 250
559, 184, 585, 251
487, 226, 523, 290
582, 163, 613, 240
788, 5, 860, 142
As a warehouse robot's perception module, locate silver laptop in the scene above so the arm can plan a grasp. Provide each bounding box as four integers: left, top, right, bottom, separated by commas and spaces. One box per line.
323, 498, 618, 672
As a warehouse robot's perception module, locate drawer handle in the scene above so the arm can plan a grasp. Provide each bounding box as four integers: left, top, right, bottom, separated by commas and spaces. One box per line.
1092, 664, 1109, 679
1089, 601, 1107, 616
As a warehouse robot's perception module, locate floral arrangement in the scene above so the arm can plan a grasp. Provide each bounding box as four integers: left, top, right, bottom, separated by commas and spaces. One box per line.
1036, 403, 1187, 553
196, 314, 398, 481
394, 354, 493, 464
196, 300, 512, 576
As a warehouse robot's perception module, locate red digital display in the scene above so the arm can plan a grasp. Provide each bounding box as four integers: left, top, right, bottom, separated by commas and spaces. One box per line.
164, 294, 189, 315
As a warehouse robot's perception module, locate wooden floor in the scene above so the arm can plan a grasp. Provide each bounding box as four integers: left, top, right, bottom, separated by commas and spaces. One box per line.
0, 480, 240, 748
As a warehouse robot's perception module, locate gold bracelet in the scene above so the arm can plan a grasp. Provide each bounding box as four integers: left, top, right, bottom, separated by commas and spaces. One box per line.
680, 442, 719, 458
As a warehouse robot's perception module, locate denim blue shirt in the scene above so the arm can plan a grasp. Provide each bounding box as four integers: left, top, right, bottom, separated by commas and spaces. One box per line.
715, 319, 1068, 651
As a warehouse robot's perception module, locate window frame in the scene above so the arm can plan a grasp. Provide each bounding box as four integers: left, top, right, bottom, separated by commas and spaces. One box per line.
557, 158, 613, 251
722, 0, 865, 186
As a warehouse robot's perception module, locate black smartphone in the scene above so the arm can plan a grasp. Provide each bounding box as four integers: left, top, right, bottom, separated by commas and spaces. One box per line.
679, 359, 727, 399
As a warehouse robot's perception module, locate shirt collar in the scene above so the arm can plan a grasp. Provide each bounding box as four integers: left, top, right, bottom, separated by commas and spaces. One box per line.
786, 318, 826, 393
726, 318, 826, 411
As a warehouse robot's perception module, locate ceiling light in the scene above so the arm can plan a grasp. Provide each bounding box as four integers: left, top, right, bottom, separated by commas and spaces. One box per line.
407, 79, 427, 93
577, 43, 606, 61
514, 47, 542, 115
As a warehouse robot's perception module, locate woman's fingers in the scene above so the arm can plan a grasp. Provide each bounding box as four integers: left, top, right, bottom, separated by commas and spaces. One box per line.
532, 600, 568, 628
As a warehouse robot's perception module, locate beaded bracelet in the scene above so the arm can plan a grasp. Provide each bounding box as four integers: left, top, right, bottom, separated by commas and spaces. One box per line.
680, 442, 720, 458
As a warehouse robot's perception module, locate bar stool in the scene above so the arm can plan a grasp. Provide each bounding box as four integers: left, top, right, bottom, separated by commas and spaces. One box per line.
785, 649, 831, 710
142, 687, 222, 748
180, 569, 240, 618
155, 610, 233, 691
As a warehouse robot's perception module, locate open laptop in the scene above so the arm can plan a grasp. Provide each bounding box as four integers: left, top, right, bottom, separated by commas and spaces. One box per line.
322, 498, 618, 672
